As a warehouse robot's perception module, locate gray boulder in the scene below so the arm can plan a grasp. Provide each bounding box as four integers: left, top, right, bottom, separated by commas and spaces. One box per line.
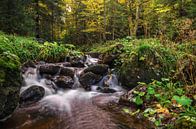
83, 64, 109, 75
19, 86, 45, 107
39, 64, 60, 75
79, 72, 102, 90
60, 67, 75, 78
54, 76, 74, 89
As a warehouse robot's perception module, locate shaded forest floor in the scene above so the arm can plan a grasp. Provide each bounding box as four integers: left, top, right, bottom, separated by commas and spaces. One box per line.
0, 32, 196, 128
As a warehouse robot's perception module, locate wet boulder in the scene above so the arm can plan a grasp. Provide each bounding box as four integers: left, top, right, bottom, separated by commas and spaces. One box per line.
54, 76, 74, 89
60, 67, 75, 78
19, 86, 45, 107
83, 64, 109, 75
79, 72, 102, 90
62, 62, 72, 67
23, 61, 36, 68
101, 54, 117, 66
56, 62, 72, 67
98, 44, 124, 66
100, 87, 117, 93
39, 64, 60, 76
70, 57, 85, 67
0, 52, 22, 120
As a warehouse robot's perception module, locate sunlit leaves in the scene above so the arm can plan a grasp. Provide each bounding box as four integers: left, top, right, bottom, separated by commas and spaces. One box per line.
133, 96, 143, 105
172, 95, 192, 106
147, 86, 155, 95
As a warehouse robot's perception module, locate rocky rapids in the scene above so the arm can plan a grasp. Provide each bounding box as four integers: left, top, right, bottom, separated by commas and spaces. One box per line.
0, 55, 153, 129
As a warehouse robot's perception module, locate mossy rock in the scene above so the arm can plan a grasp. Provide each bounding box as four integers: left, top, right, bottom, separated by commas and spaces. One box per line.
118, 45, 174, 89
0, 52, 22, 120
91, 43, 124, 67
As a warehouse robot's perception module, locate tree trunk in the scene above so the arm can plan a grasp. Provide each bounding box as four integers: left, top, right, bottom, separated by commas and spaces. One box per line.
35, 0, 40, 39
51, 5, 54, 41
128, 16, 133, 36
127, 0, 133, 36
134, 0, 140, 37
103, 0, 106, 41
144, 22, 148, 38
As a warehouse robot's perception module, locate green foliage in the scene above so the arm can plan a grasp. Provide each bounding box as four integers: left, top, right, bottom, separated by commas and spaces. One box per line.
177, 42, 196, 55
0, 51, 21, 88
173, 107, 196, 128
0, 32, 82, 63
172, 95, 192, 106
89, 38, 179, 83
147, 86, 155, 95
133, 96, 144, 106
88, 38, 195, 86
130, 78, 195, 128
0, 51, 20, 70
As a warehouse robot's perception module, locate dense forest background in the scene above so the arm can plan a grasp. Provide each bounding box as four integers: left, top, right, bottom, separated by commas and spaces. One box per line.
0, 0, 195, 44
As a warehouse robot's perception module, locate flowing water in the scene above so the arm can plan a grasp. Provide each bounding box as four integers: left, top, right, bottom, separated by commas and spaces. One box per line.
0, 56, 153, 129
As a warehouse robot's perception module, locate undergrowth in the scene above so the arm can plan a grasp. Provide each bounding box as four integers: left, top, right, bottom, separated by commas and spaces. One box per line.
124, 79, 196, 128
0, 32, 82, 63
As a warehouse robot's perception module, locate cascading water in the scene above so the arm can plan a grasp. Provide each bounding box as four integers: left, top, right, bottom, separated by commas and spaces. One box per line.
20, 67, 55, 96
0, 55, 153, 129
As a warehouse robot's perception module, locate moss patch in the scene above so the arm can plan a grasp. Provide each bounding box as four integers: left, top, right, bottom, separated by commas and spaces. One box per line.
0, 52, 22, 119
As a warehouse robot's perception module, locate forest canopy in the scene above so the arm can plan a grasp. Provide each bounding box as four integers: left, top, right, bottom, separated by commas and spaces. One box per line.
0, 0, 195, 44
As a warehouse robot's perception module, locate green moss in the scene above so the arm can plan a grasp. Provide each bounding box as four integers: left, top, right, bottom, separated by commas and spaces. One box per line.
0, 50, 22, 119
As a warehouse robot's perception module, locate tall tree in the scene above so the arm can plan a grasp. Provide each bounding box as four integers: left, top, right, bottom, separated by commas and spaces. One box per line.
0, 0, 34, 35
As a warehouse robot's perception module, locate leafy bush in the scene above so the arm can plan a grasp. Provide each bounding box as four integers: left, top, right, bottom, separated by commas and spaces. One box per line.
0, 32, 82, 63
0, 51, 20, 70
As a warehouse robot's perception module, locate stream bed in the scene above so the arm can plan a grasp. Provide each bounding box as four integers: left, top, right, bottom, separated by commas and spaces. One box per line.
0, 56, 154, 129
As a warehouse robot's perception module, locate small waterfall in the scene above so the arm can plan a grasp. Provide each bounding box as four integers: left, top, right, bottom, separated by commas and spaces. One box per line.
97, 74, 124, 92
72, 68, 83, 88
84, 55, 99, 66
21, 67, 55, 96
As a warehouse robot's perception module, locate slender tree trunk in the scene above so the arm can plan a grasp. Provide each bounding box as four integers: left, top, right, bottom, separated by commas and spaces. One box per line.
144, 22, 148, 38
35, 0, 40, 39
112, 1, 115, 40
134, 0, 140, 37
103, 0, 106, 41
112, 27, 115, 40
51, 5, 54, 41
127, 0, 133, 36
128, 16, 133, 36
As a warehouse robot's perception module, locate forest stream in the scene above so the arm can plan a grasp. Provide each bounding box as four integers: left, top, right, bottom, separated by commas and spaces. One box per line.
0, 55, 153, 129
